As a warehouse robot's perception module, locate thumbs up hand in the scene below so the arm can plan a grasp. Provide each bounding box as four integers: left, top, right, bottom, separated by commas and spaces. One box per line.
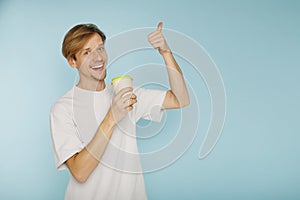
148, 22, 171, 55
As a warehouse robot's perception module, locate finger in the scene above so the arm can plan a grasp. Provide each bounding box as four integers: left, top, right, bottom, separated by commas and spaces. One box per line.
122, 92, 135, 101
126, 98, 137, 106
151, 41, 164, 49
127, 105, 133, 111
123, 99, 136, 111
148, 31, 162, 42
148, 35, 164, 43
149, 38, 164, 46
130, 93, 137, 100
132, 98, 137, 104
157, 22, 163, 31
116, 87, 133, 98
149, 29, 163, 37
126, 93, 137, 101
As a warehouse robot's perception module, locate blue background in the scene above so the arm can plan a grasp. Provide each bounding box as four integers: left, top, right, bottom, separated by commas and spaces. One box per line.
0, 0, 299, 199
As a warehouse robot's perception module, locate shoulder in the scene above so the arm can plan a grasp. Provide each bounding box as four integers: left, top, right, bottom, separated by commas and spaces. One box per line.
50, 88, 74, 116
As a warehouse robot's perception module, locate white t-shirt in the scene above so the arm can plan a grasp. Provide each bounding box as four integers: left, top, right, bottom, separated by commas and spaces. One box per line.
50, 84, 166, 200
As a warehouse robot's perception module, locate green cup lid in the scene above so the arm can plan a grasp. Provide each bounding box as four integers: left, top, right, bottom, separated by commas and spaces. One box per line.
111, 76, 133, 83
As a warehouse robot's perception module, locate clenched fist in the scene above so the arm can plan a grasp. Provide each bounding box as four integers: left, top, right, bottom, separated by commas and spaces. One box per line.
148, 22, 171, 55
110, 87, 137, 124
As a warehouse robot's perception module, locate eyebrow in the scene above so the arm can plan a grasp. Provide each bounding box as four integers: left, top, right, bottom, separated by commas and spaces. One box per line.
82, 43, 104, 51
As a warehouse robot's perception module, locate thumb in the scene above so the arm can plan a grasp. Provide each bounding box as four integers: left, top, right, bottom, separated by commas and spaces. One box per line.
157, 22, 163, 31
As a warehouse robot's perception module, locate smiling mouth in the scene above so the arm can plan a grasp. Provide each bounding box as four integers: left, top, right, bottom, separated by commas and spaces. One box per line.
91, 64, 104, 72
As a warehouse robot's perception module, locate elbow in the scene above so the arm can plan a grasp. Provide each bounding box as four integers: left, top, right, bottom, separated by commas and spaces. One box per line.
72, 171, 89, 183
67, 164, 89, 183
178, 96, 190, 108
78, 177, 88, 184
178, 89, 190, 108
179, 99, 190, 108
68, 166, 90, 183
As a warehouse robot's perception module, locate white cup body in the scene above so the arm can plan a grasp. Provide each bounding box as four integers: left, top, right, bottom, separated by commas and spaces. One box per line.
111, 76, 133, 94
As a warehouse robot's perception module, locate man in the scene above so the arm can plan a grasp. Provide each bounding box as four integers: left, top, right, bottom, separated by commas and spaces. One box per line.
50, 22, 189, 200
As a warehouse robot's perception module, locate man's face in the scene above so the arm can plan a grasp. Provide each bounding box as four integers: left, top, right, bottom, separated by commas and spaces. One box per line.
71, 33, 108, 83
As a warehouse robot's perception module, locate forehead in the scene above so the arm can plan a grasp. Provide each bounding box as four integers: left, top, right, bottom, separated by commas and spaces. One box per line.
82, 33, 104, 49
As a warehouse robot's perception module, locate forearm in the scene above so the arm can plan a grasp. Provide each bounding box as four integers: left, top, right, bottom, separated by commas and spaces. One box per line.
66, 109, 116, 183
162, 51, 190, 106
147, 22, 189, 107
86, 109, 116, 160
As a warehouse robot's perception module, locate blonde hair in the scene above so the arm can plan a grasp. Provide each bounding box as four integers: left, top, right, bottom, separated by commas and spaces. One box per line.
62, 24, 106, 60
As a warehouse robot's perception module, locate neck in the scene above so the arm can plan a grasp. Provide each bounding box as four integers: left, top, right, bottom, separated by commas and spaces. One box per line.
76, 80, 106, 91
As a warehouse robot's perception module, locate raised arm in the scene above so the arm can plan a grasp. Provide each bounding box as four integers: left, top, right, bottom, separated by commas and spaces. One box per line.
148, 22, 190, 109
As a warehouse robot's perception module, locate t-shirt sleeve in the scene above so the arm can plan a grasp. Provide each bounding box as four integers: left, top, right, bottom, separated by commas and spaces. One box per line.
50, 103, 84, 170
133, 88, 167, 122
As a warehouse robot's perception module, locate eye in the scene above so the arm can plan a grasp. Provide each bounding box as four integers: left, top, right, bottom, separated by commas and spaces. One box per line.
98, 47, 105, 52
83, 51, 90, 55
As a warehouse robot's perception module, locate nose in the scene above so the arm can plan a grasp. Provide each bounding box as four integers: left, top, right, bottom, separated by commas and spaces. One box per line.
92, 49, 103, 62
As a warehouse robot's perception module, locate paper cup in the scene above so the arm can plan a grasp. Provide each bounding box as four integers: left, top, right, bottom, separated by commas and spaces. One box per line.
111, 76, 133, 94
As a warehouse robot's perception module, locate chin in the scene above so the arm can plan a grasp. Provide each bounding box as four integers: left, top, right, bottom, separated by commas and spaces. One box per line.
96, 70, 107, 81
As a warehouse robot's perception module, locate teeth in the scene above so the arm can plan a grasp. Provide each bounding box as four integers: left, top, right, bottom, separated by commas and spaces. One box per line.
92, 64, 103, 69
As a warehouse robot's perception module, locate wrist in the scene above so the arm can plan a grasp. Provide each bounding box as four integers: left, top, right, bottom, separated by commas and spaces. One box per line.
159, 48, 172, 56
102, 109, 117, 134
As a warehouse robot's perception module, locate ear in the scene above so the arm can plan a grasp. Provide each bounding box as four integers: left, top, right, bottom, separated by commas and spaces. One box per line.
67, 57, 77, 68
